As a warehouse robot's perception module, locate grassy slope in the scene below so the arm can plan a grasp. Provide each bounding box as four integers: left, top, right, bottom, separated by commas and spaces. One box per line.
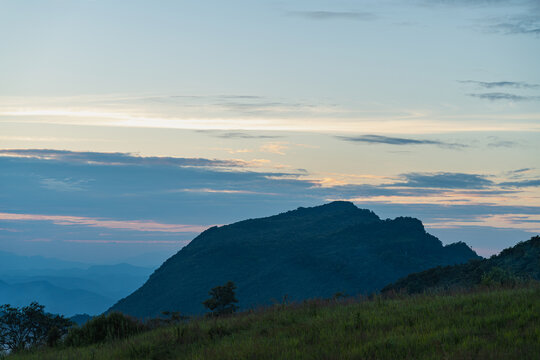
9, 286, 540, 360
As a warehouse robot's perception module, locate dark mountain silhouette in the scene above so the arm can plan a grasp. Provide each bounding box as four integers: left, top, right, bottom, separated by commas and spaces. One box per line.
110, 201, 479, 318
382, 235, 540, 294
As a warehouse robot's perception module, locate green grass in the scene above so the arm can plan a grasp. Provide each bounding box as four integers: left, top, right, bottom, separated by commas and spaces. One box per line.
7, 286, 540, 360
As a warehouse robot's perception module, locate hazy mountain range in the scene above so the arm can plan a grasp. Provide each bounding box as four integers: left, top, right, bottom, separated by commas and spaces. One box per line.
0, 251, 153, 316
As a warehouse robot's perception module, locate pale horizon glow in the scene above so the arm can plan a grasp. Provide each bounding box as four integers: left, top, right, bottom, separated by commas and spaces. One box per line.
2, 108, 540, 134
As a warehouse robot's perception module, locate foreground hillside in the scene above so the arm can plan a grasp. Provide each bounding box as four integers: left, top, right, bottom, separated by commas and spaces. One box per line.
383, 235, 540, 294
111, 201, 479, 317
10, 285, 540, 360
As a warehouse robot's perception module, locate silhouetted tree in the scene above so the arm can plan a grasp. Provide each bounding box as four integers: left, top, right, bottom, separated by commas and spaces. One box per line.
0, 302, 71, 353
202, 281, 239, 316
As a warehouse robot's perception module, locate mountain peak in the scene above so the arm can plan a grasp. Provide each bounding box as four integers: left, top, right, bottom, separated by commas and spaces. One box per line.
284, 201, 379, 222
312, 200, 358, 210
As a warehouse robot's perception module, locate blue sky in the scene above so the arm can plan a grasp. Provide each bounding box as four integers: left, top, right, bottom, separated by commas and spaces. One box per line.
0, 0, 539, 263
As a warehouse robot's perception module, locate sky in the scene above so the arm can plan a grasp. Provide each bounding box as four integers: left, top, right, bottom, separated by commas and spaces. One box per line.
1, 0, 539, 264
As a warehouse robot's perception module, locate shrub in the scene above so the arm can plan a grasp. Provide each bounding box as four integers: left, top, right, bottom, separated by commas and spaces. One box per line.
64, 312, 146, 347
481, 267, 520, 287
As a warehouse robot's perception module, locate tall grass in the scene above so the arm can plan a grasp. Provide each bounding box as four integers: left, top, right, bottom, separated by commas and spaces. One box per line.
7, 285, 540, 360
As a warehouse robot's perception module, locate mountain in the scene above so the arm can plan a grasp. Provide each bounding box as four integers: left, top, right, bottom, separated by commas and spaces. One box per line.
70, 314, 93, 326
382, 235, 540, 294
0, 252, 153, 316
110, 201, 479, 318
0, 280, 113, 316
0, 251, 88, 272
2, 264, 153, 301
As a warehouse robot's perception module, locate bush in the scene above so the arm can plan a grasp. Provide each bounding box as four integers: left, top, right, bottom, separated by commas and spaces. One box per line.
64, 312, 146, 347
481, 267, 521, 287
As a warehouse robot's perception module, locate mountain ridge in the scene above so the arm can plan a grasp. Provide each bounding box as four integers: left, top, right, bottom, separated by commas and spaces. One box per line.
382, 235, 540, 294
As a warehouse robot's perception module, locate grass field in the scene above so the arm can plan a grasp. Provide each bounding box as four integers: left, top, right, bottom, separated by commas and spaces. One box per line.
6, 285, 540, 360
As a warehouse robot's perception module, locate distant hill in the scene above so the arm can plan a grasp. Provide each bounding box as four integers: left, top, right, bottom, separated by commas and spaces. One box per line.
110, 201, 479, 318
0, 280, 113, 316
0, 252, 153, 316
70, 314, 93, 326
0, 251, 88, 272
382, 235, 540, 294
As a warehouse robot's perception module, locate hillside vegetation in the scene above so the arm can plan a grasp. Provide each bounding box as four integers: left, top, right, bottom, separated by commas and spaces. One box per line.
111, 201, 479, 318
383, 235, 540, 294
7, 285, 540, 360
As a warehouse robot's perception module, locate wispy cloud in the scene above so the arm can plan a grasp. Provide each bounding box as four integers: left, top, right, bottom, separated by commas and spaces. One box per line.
337, 135, 466, 148
487, 15, 540, 37
63, 239, 181, 245
290, 11, 376, 21
425, 213, 540, 233
487, 140, 518, 148
499, 179, 540, 188
0, 149, 244, 168
505, 168, 533, 177
198, 131, 283, 139
459, 80, 539, 89
177, 188, 278, 196
418, 0, 518, 6
392, 172, 494, 189
259, 142, 289, 155
39, 177, 91, 192
0, 212, 210, 233
468, 92, 540, 101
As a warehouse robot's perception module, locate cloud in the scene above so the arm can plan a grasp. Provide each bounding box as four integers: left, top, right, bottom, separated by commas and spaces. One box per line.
505, 168, 533, 177
418, 0, 519, 5
424, 213, 540, 233
0, 149, 244, 168
337, 135, 466, 148
392, 172, 494, 189
214, 99, 320, 116
39, 178, 91, 192
199, 131, 283, 139
468, 92, 540, 101
290, 11, 376, 21
0, 150, 314, 224
499, 179, 540, 188
459, 80, 539, 89
487, 16, 540, 37
0, 212, 210, 233
487, 140, 518, 148
172, 188, 278, 196
63, 240, 181, 245
259, 142, 289, 155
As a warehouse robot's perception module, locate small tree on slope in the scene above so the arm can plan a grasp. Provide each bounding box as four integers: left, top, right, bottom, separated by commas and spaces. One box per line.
202, 281, 239, 316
